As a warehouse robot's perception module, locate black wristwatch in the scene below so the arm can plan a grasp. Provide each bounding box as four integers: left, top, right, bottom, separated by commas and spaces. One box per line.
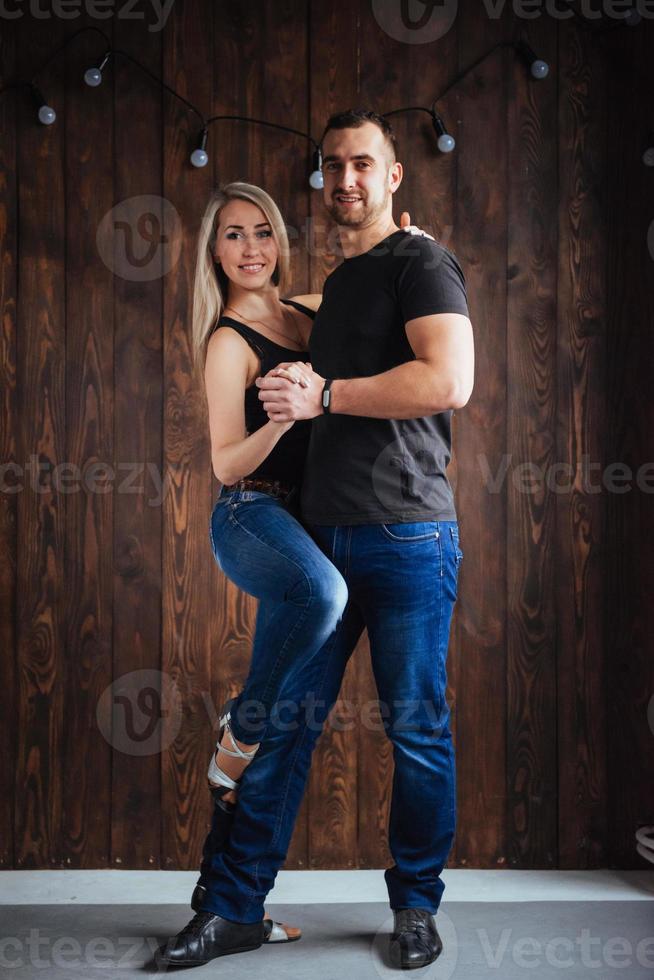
321, 379, 334, 414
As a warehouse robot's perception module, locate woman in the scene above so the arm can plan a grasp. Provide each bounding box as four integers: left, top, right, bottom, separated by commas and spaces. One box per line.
188, 181, 348, 943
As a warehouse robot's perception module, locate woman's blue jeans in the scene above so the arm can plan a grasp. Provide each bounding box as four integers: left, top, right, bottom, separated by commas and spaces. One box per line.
206, 487, 349, 744
198, 491, 463, 924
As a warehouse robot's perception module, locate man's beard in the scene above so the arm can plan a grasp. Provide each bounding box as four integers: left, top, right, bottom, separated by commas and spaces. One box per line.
326, 193, 387, 228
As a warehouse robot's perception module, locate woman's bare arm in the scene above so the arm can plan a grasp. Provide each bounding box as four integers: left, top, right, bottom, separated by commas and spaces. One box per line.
205, 327, 293, 485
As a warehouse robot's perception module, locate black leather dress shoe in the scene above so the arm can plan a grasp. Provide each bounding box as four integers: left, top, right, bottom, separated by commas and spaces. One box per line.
389, 907, 443, 970
190, 884, 206, 913
154, 910, 263, 967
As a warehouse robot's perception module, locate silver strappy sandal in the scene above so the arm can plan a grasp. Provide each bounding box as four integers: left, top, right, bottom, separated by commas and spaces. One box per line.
207, 699, 258, 812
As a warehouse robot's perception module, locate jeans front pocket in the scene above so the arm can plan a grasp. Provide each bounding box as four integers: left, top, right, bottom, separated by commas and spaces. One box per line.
209, 495, 237, 560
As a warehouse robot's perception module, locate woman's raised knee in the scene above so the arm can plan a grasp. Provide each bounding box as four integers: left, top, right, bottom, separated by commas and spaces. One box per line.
292, 566, 348, 624
316, 568, 349, 621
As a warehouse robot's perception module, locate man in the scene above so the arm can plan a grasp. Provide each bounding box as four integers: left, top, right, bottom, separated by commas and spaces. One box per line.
155, 108, 473, 971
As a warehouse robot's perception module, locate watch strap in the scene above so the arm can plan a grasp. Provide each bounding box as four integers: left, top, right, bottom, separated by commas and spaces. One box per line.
321, 378, 333, 414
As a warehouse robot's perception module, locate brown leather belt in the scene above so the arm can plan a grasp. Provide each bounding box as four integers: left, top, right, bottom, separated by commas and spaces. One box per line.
222, 476, 297, 500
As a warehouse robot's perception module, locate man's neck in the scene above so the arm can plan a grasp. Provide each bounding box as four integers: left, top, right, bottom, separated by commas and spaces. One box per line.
337, 214, 400, 259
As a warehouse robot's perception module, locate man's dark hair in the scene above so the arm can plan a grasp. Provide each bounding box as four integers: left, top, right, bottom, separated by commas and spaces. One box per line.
321, 108, 397, 163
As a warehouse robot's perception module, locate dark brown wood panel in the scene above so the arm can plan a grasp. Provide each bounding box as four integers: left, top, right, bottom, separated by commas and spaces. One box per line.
61, 15, 115, 870
14, 14, 67, 868
0, 18, 18, 872
454, 0, 510, 869
161, 0, 216, 870
505, 14, 559, 869
556, 20, 608, 869
111, 15, 164, 869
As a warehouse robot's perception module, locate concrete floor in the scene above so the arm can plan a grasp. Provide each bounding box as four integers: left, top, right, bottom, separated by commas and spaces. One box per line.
0, 871, 652, 979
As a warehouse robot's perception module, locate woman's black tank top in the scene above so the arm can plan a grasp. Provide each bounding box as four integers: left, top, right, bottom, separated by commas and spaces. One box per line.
209, 298, 314, 487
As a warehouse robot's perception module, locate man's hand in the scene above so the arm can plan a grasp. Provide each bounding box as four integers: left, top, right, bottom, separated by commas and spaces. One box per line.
256, 362, 326, 421
399, 210, 435, 241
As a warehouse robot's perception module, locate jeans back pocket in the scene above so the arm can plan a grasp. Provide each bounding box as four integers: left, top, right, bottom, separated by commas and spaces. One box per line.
449, 525, 463, 565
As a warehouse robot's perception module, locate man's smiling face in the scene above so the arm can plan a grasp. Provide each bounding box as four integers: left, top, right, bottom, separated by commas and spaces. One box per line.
321, 121, 401, 228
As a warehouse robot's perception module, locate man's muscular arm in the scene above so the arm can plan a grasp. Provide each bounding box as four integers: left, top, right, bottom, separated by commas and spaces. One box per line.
256, 311, 474, 421
330, 311, 473, 416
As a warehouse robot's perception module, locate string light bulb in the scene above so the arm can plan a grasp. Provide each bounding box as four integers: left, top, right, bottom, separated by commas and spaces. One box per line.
84, 51, 111, 87
191, 127, 209, 168
515, 40, 549, 80
309, 148, 323, 189
30, 84, 56, 125
431, 113, 455, 153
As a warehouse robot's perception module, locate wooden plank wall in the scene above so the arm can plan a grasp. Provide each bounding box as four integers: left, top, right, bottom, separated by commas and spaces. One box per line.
0, 0, 652, 873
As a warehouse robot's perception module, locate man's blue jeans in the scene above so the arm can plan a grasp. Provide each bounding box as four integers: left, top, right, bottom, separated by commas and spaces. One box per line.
199, 496, 463, 923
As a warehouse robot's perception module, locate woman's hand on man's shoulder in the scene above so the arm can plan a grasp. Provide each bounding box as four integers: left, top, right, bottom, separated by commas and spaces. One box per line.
399, 211, 435, 241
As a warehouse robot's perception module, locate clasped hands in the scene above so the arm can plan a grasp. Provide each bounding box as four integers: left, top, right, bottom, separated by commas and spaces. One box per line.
255, 212, 434, 424
255, 361, 323, 423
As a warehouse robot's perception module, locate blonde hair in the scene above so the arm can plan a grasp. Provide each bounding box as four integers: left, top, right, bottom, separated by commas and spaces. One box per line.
191, 182, 291, 379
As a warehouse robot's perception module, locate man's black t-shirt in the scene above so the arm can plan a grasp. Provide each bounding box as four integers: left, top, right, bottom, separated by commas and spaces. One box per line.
300, 229, 470, 525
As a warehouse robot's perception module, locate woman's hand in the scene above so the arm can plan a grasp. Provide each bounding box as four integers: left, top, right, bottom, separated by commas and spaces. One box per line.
256, 361, 325, 421
267, 362, 314, 388
399, 211, 435, 241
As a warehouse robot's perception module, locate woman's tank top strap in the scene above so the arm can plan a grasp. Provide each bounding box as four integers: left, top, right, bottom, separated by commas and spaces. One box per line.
280, 297, 316, 320
211, 320, 265, 360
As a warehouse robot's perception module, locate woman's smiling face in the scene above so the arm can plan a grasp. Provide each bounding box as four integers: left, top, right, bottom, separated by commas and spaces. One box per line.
214, 198, 279, 290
